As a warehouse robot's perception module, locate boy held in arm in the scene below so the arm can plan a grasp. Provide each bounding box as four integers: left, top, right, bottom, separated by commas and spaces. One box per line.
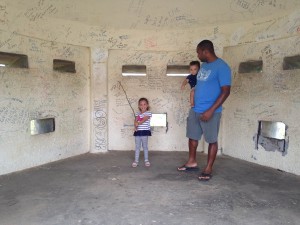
181, 61, 200, 107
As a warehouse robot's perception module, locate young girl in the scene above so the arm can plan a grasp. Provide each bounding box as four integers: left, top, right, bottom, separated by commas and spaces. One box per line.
132, 98, 152, 168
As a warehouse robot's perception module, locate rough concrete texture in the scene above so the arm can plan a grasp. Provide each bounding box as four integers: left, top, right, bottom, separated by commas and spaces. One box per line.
0, 151, 299, 225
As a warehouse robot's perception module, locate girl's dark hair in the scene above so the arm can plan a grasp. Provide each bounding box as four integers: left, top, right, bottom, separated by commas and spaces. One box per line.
138, 97, 150, 111
190, 61, 200, 68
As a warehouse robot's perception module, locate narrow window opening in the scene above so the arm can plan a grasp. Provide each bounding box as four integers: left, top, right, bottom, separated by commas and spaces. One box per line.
122, 65, 146, 76
166, 65, 189, 76
53, 59, 76, 73
0, 51, 29, 68
150, 113, 167, 127
238, 60, 263, 73
283, 55, 300, 70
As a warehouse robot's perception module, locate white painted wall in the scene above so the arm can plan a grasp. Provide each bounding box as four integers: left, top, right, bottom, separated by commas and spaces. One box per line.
0, 1, 299, 175
90, 48, 108, 153
0, 30, 90, 175
107, 50, 204, 152
223, 35, 300, 175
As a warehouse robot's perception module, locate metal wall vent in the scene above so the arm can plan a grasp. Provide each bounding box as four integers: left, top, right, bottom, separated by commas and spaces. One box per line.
30, 118, 55, 135
254, 120, 288, 155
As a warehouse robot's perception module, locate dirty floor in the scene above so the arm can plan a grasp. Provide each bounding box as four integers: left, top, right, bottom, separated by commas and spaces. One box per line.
0, 151, 299, 225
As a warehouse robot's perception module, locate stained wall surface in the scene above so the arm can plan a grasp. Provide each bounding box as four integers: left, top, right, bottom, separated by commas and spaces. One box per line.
0, 1, 300, 175
0, 31, 90, 175
223, 35, 300, 175
107, 50, 203, 151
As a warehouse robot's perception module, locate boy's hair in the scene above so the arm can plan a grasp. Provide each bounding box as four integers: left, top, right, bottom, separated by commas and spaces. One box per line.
197, 40, 215, 54
138, 97, 150, 111
189, 61, 200, 68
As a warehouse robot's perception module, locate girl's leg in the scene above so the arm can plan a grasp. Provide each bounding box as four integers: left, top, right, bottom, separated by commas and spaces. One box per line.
141, 136, 149, 162
134, 136, 142, 163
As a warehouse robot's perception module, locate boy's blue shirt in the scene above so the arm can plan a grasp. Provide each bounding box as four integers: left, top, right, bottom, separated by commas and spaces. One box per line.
186, 74, 197, 89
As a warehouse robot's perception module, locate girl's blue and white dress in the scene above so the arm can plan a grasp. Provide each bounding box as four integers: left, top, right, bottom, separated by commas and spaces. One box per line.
133, 111, 152, 136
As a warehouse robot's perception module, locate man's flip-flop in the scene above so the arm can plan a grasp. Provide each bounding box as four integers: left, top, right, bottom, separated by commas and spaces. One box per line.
177, 165, 199, 171
198, 172, 212, 181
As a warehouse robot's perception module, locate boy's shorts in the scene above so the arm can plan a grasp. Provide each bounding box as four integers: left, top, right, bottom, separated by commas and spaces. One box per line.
186, 108, 221, 143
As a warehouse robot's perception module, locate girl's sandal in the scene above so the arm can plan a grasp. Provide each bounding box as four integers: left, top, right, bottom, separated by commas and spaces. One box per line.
145, 161, 151, 167
132, 162, 138, 168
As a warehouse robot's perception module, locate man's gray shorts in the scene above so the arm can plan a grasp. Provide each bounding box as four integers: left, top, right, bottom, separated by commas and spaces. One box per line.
186, 108, 221, 143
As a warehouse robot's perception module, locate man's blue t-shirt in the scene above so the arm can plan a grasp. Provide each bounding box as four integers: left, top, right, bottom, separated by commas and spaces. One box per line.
193, 58, 231, 113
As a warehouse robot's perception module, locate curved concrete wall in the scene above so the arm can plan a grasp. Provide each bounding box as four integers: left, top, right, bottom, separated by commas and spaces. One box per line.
223, 35, 300, 175
0, 1, 299, 175
0, 31, 90, 175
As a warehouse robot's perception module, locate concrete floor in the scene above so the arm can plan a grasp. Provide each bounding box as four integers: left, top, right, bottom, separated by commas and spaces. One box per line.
0, 151, 300, 225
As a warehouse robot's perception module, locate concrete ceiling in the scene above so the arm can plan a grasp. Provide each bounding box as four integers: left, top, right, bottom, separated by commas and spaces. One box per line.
9, 0, 300, 30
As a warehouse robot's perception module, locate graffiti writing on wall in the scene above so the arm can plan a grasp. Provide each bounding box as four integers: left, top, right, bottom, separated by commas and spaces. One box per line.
93, 99, 107, 151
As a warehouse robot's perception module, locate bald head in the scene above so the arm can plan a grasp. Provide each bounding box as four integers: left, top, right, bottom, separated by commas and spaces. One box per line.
197, 40, 215, 54
196, 40, 217, 63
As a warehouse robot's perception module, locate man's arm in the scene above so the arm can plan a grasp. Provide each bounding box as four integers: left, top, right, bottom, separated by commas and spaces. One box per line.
199, 86, 231, 121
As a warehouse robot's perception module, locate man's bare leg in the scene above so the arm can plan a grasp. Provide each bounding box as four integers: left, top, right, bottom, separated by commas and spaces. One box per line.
178, 139, 198, 170
203, 142, 218, 174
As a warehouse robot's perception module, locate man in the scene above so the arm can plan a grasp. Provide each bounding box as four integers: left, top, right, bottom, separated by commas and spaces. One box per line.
177, 40, 231, 181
